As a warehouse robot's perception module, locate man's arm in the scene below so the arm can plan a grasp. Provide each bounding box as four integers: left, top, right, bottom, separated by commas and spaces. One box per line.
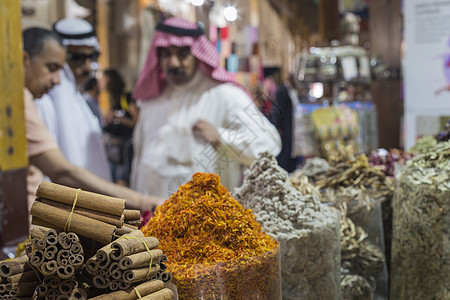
30, 149, 165, 210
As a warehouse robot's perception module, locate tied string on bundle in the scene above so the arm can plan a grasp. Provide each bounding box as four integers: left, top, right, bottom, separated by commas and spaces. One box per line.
134, 286, 143, 300
64, 188, 81, 232
114, 235, 154, 281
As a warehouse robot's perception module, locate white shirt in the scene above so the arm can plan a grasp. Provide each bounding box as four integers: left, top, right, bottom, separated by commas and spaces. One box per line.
131, 70, 281, 198
34, 64, 111, 181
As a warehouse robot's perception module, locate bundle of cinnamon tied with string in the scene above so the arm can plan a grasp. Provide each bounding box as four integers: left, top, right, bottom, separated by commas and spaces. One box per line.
20, 181, 175, 299
25, 227, 87, 299
0, 251, 40, 299
85, 229, 174, 299
30, 181, 142, 244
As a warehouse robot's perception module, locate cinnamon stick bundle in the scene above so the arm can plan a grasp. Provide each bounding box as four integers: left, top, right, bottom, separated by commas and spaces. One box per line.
30, 202, 116, 244
89, 279, 165, 300
37, 181, 125, 216
141, 288, 175, 300
40, 198, 124, 228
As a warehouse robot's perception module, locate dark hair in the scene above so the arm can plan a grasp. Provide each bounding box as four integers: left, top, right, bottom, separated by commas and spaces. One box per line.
23, 27, 64, 58
84, 77, 98, 92
103, 69, 125, 105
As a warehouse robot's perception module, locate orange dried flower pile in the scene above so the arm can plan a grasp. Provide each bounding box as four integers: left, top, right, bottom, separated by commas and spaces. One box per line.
141, 172, 280, 299
141, 172, 277, 264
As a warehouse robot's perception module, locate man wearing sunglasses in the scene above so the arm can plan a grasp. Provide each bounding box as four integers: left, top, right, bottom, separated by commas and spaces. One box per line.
34, 18, 111, 182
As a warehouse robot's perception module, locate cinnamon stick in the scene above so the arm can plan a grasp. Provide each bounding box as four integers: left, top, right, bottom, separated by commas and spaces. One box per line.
123, 209, 141, 221
56, 265, 75, 280
58, 279, 77, 295
89, 279, 165, 300
29, 250, 44, 268
114, 226, 134, 236
30, 202, 116, 244
40, 260, 58, 277
140, 288, 175, 300
37, 181, 125, 216
45, 229, 59, 245
119, 249, 164, 270
110, 237, 159, 261
161, 271, 172, 283
56, 249, 70, 266
68, 254, 84, 268
41, 198, 124, 228
35, 284, 48, 297
109, 280, 120, 291
57, 232, 72, 249
122, 265, 161, 283
85, 257, 100, 275
33, 238, 46, 251
31, 217, 64, 232
70, 242, 83, 255
0, 261, 31, 277
44, 245, 58, 260
93, 275, 110, 289
70, 288, 87, 300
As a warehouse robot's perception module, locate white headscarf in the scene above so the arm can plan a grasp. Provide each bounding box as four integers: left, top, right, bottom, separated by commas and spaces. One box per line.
53, 18, 100, 50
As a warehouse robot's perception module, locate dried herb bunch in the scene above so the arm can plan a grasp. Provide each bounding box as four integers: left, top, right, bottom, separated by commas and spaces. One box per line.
391, 141, 450, 300
141, 172, 280, 300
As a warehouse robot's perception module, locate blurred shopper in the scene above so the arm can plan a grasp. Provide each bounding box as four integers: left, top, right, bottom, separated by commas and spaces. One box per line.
34, 18, 111, 181
100, 69, 138, 186
270, 74, 301, 173
23, 27, 164, 210
83, 77, 103, 126
131, 17, 281, 197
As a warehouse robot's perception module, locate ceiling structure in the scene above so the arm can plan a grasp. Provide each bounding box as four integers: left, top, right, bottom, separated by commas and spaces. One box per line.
267, 0, 319, 38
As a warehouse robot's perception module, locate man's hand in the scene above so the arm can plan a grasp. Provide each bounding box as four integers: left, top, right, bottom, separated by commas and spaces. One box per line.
192, 120, 221, 148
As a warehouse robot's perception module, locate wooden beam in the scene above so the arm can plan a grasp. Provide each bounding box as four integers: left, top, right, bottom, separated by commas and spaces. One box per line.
0, 0, 28, 171
0, 0, 29, 248
318, 0, 339, 44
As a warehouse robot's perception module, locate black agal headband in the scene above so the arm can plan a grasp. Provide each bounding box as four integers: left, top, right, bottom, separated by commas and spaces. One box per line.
155, 22, 204, 37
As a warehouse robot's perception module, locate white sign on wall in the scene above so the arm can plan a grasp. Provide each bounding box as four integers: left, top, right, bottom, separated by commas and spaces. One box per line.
404, 0, 450, 148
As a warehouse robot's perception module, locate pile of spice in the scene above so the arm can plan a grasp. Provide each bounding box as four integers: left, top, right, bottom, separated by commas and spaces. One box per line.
301, 155, 391, 299
141, 172, 281, 300
408, 135, 437, 155
391, 140, 450, 300
235, 152, 340, 300
368, 148, 413, 177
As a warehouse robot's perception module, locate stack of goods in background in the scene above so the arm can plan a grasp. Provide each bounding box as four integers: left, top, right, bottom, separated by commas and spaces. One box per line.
390, 141, 449, 300
292, 102, 378, 159
235, 152, 341, 300
368, 148, 413, 272
300, 155, 393, 300
0, 181, 175, 300
141, 172, 281, 300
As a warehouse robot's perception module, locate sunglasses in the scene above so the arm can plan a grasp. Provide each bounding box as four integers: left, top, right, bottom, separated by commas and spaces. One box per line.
67, 51, 100, 64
